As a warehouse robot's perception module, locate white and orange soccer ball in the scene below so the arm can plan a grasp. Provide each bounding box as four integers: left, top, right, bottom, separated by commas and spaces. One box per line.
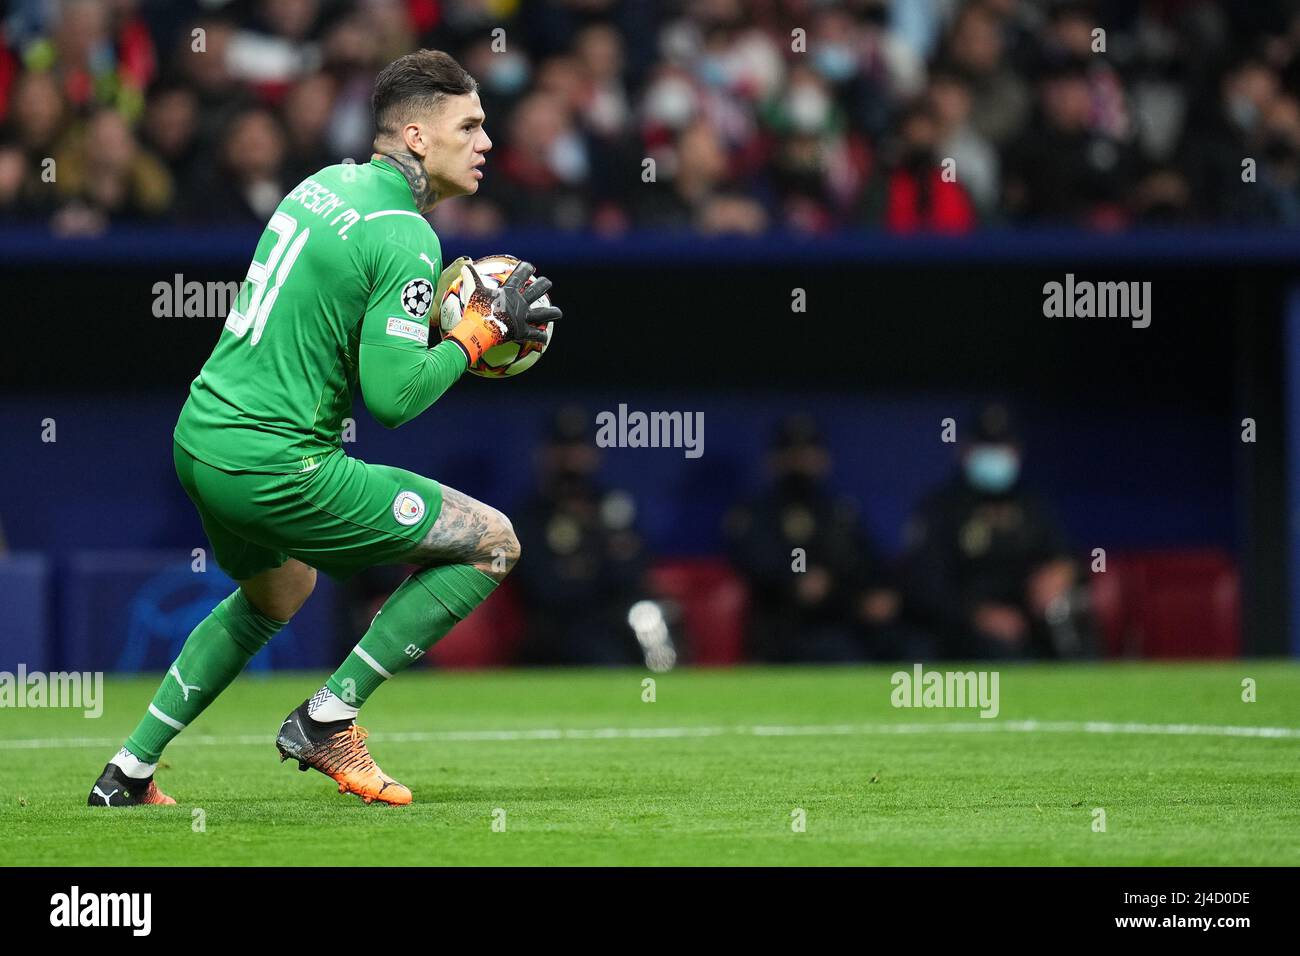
438, 254, 555, 377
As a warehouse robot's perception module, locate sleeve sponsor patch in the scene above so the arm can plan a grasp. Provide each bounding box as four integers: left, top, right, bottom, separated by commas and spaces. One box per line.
385, 316, 429, 345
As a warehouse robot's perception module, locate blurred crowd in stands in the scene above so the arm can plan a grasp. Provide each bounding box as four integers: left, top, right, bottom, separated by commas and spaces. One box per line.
3, 0, 1300, 235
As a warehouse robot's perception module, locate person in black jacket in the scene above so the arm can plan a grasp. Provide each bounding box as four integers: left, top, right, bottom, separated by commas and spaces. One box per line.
513, 406, 654, 666
726, 415, 910, 663
903, 403, 1093, 659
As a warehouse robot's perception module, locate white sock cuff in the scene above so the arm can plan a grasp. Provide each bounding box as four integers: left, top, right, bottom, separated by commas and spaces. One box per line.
111, 747, 158, 780
307, 687, 360, 723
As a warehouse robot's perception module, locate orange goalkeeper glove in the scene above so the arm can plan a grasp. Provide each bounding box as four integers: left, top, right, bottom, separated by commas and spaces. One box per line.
445, 260, 562, 364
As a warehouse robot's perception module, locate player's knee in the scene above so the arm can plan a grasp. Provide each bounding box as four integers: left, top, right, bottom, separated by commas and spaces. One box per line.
242, 563, 316, 621
474, 511, 521, 582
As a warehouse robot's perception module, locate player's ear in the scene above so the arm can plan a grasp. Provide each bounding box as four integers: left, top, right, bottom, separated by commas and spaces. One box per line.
400, 121, 426, 157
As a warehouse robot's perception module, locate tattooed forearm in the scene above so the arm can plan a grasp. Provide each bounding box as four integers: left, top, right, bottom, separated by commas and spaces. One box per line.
376, 151, 437, 213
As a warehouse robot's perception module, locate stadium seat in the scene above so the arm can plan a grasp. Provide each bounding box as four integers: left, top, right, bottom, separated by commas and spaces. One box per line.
646, 559, 749, 666
1090, 549, 1240, 658
428, 558, 752, 668
428, 580, 526, 668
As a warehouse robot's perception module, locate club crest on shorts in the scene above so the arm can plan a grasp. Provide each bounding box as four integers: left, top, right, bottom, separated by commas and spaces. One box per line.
401, 278, 433, 319
392, 490, 425, 526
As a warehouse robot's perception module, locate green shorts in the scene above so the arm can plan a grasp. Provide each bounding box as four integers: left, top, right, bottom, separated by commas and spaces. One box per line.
173, 441, 444, 581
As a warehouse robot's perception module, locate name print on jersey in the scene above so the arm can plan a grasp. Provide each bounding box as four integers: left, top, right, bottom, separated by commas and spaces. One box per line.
287, 177, 361, 239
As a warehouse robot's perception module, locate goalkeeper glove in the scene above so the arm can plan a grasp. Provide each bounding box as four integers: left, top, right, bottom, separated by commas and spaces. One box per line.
434, 255, 470, 309
445, 260, 562, 364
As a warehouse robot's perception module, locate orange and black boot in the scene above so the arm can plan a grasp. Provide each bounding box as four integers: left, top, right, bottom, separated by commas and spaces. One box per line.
275, 700, 412, 806
87, 763, 176, 806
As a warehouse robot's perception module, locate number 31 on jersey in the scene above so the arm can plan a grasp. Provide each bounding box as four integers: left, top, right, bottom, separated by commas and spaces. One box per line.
225, 211, 310, 346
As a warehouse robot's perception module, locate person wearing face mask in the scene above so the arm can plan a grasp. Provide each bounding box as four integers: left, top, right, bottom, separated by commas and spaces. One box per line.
860, 102, 977, 233
1180, 56, 1282, 225
725, 416, 908, 663
477, 89, 591, 229
902, 403, 1094, 660
512, 407, 658, 667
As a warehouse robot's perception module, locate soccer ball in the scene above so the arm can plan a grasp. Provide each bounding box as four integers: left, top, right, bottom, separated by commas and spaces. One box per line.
438, 254, 555, 377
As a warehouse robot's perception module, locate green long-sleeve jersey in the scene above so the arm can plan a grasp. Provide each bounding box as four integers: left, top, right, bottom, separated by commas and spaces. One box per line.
174, 158, 467, 474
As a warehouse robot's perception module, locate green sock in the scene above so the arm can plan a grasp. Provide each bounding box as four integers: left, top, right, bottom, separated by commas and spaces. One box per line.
326, 564, 497, 707
124, 589, 285, 762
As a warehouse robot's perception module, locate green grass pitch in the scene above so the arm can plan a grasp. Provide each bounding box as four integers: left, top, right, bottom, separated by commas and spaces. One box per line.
2, 663, 1298, 866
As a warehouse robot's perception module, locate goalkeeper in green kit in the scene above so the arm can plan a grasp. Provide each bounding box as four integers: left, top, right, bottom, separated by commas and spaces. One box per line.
87, 50, 560, 807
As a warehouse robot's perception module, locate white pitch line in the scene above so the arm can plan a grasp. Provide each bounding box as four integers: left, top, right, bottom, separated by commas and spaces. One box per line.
0, 719, 1298, 751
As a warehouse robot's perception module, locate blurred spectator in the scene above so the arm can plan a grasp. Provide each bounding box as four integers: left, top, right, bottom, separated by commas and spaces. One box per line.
512, 407, 656, 667
902, 403, 1095, 660
1003, 58, 1137, 228
281, 71, 337, 185
226, 0, 321, 90
140, 80, 201, 195
181, 107, 287, 224
1256, 92, 1300, 225
51, 106, 172, 234
761, 62, 868, 232
818, 1, 924, 139
928, 67, 999, 216
725, 415, 907, 663
573, 23, 631, 140
19, 0, 156, 118
1041, 2, 1130, 142
0, 135, 31, 221
359, 0, 419, 68
459, 36, 531, 137
317, 10, 385, 161
177, 18, 241, 115
8, 69, 66, 161
860, 101, 977, 232
573, 25, 643, 232
1182, 57, 1293, 225
941, 1, 1030, 149
635, 115, 767, 233
0, 70, 65, 220
476, 89, 588, 230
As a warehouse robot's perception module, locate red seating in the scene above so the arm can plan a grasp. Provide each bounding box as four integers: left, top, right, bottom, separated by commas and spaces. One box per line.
647, 559, 749, 665
1090, 549, 1240, 658
426, 580, 526, 668
424, 559, 752, 668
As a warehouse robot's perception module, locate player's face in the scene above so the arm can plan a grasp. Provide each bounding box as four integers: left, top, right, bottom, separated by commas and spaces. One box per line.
422, 91, 492, 202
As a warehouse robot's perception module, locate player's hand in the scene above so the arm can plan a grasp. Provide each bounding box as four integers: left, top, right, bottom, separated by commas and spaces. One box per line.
446, 259, 562, 364
434, 255, 471, 311
465, 260, 562, 345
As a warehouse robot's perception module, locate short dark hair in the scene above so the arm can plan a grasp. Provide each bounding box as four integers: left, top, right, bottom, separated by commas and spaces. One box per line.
372, 49, 478, 135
